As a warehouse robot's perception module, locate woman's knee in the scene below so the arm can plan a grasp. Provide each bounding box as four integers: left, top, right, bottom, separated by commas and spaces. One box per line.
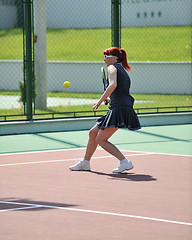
95, 127, 117, 145
95, 134, 105, 146
89, 125, 99, 140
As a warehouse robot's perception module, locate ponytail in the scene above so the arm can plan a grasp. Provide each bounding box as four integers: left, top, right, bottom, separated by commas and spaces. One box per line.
120, 49, 131, 71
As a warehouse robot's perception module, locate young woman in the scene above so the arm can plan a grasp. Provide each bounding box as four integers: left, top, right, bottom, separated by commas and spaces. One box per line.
69, 47, 141, 173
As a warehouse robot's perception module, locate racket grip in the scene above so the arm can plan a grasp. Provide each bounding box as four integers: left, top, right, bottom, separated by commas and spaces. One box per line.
104, 100, 108, 105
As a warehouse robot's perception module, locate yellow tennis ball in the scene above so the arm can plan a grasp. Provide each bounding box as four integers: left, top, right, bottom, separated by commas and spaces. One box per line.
63, 81, 70, 88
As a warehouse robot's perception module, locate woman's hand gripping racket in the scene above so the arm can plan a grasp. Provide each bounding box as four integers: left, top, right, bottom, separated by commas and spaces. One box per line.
101, 67, 109, 105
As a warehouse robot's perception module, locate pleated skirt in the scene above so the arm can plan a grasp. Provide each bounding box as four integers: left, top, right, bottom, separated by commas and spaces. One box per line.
96, 106, 141, 131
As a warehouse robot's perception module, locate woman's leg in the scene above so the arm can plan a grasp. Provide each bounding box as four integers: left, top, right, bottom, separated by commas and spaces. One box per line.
70, 125, 133, 172
84, 124, 100, 161
69, 124, 99, 171
96, 127, 133, 173
96, 127, 125, 160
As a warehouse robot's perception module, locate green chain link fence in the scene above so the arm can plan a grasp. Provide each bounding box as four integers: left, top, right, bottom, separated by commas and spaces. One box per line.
0, 0, 191, 122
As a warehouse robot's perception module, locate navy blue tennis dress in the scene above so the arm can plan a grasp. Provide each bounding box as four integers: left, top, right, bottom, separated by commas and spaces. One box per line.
97, 62, 141, 131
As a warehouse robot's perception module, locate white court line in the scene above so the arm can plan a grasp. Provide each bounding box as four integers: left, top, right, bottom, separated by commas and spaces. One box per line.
0, 206, 42, 212
0, 201, 191, 226
0, 153, 151, 167
0, 147, 191, 157
0, 148, 86, 156
121, 149, 192, 158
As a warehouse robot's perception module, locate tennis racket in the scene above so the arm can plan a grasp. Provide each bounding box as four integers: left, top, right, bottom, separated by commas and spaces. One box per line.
101, 67, 109, 105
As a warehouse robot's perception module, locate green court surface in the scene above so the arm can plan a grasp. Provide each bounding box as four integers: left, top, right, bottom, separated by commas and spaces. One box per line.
0, 124, 191, 156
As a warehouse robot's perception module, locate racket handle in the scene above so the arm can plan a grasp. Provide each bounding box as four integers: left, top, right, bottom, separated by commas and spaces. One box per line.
104, 100, 108, 105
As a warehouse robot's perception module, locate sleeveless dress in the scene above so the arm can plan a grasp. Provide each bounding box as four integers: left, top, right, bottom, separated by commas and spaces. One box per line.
96, 63, 141, 131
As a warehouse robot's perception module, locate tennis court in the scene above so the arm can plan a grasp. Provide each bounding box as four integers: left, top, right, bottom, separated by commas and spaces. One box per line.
0, 1, 191, 239
0, 124, 191, 240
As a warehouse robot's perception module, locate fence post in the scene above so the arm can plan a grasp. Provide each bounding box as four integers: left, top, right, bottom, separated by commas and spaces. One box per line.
111, 0, 121, 48
34, 0, 47, 110
24, 0, 33, 121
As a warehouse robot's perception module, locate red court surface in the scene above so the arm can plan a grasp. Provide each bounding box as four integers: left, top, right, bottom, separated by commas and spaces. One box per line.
0, 148, 192, 240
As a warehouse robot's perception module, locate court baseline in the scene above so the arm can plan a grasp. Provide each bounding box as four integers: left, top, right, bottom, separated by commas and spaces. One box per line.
0, 200, 191, 226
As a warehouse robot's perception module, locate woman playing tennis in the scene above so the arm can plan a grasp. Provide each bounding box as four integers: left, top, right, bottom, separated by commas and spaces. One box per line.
70, 47, 141, 173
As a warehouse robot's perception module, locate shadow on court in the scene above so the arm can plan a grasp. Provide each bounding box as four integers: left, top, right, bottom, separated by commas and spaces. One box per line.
35, 133, 86, 148
136, 130, 192, 143
0, 198, 79, 212
89, 171, 157, 182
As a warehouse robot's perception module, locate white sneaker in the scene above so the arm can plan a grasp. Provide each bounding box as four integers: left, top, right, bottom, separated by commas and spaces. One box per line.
112, 160, 134, 173
69, 160, 91, 171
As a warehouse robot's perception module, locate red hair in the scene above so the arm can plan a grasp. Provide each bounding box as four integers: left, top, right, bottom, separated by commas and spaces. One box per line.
103, 47, 131, 71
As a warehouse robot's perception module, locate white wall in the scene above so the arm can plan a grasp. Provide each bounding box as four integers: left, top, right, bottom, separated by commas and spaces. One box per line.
46, 0, 111, 29
0, 5, 17, 29
46, 0, 192, 28
0, 60, 23, 91
0, 0, 191, 29
0, 60, 191, 94
121, 0, 192, 27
